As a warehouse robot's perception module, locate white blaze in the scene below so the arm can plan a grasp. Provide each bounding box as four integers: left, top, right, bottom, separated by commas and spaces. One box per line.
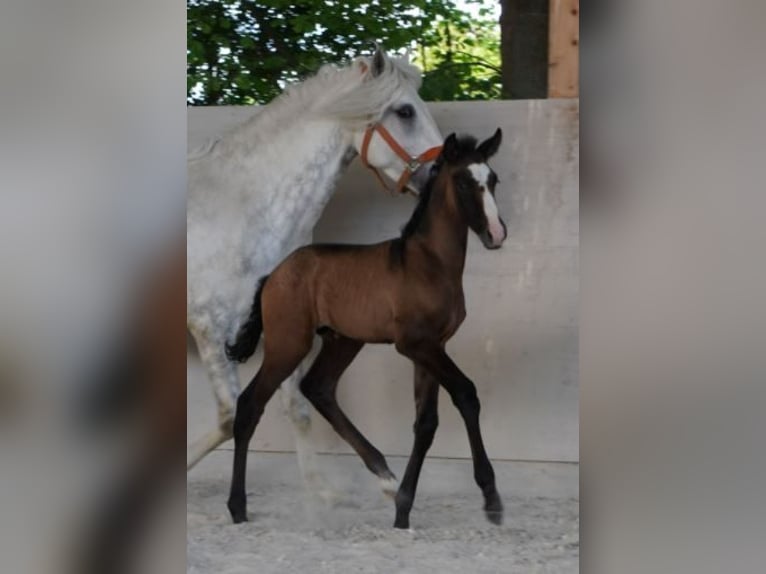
469, 163, 504, 243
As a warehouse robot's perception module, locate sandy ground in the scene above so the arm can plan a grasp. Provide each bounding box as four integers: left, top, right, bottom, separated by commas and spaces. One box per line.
187, 450, 578, 573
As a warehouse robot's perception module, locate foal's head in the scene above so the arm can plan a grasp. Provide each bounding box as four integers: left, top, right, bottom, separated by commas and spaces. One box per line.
439, 129, 506, 249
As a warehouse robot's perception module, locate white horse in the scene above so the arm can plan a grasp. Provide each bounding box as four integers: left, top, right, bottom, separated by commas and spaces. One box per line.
187, 46, 443, 496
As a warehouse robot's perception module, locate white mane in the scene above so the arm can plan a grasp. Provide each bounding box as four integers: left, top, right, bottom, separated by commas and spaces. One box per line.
213, 54, 423, 155
314, 54, 422, 124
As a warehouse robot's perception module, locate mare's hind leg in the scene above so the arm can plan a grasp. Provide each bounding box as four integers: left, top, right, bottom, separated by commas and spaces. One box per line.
187, 332, 240, 469
228, 339, 312, 524
394, 364, 440, 529
397, 342, 503, 525
300, 333, 398, 496
280, 359, 337, 503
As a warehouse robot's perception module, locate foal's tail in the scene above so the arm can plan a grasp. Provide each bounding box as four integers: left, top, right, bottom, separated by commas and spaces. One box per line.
225, 275, 269, 363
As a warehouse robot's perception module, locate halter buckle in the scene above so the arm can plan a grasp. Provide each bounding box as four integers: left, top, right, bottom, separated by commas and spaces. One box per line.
405, 157, 421, 173
361, 123, 440, 195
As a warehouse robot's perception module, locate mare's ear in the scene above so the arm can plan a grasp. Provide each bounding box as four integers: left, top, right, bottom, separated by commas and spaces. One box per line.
442, 133, 460, 164
371, 44, 386, 77
477, 128, 502, 160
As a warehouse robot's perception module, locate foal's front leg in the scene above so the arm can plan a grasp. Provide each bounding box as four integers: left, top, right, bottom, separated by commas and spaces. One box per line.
398, 343, 503, 525
394, 364, 440, 529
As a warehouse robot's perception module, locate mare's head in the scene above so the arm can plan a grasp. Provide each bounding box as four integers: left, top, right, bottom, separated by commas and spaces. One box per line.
438, 129, 506, 249
346, 46, 442, 193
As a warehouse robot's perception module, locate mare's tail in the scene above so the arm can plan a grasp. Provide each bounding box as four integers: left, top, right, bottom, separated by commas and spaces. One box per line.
225, 276, 269, 363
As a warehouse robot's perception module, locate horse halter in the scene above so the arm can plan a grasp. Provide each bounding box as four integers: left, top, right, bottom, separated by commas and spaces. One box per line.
360, 123, 443, 196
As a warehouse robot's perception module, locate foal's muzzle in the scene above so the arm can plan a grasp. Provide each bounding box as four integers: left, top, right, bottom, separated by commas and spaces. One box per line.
481, 219, 507, 250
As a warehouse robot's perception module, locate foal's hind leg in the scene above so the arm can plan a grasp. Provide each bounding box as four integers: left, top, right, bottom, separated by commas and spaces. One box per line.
394, 364, 440, 529
300, 334, 398, 496
228, 342, 311, 523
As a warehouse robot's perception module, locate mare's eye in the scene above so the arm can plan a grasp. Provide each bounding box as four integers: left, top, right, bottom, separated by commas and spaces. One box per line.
396, 104, 415, 119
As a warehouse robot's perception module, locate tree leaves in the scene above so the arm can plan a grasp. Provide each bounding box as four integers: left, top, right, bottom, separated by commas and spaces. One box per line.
187, 0, 500, 105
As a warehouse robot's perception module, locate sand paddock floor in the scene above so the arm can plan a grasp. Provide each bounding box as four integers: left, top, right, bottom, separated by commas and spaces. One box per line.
187, 451, 578, 573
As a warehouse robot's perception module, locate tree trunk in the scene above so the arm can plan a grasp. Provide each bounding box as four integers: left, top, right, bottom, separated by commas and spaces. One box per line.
500, 0, 549, 99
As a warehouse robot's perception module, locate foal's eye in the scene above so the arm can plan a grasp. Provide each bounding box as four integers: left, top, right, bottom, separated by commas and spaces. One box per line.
396, 104, 415, 119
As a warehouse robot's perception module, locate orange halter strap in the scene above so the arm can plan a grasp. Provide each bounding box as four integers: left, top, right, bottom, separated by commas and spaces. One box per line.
360, 123, 443, 196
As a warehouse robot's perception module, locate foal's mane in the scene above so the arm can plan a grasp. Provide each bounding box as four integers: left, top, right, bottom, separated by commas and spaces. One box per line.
390, 135, 479, 265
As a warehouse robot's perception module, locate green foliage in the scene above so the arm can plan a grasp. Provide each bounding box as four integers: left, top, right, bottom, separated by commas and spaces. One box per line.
416, 12, 501, 101
187, 0, 500, 105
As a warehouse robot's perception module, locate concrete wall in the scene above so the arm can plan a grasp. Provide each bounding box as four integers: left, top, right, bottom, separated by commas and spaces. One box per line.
188, 100, 579, 462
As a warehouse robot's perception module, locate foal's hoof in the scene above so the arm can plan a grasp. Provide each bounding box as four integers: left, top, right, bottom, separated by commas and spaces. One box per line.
227, 501, 248, 524
230, 511, 248, 524
393, 516, 410, 530
484, 492, 504, 525
485, 508, 503, 525
379, 476, 399, 499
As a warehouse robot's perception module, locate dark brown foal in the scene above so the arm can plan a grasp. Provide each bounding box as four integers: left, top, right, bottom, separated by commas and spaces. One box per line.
226, 129, 506, 528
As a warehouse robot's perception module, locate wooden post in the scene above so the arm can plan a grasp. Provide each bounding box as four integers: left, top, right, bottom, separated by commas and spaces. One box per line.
548, 0, 579, 98
501, 0, 549, 99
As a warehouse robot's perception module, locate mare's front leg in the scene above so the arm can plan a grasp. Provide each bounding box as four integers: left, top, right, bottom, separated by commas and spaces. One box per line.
397, 341, 503, 525
394, 364, 440, 529
299, 334, 398, 495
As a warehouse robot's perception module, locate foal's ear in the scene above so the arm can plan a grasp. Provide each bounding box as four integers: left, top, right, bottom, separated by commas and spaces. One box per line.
478, 128, 503, 160
442, 133, 460, 164
371, 44, 387, 77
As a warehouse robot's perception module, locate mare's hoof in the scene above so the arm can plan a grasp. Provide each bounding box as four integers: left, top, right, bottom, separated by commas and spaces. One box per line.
316, 488, 340, 506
